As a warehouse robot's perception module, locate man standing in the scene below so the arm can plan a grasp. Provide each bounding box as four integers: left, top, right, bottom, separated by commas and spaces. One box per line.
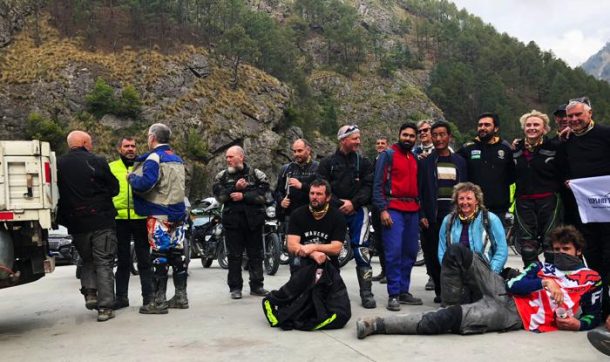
413, 120, 434, 159
372, 137, 389, 283
418, 121, 467, 303
213, 145, 270, 300
318, 125, 376, 309
372, 123, 422, 311
558, 97, 610, 319
57, 131, 119, 322
109, 137, 153, 310
458, 113, 515, 218
550, 104, 578, 226
275, 139, 319, 228
128, 123, 187, 314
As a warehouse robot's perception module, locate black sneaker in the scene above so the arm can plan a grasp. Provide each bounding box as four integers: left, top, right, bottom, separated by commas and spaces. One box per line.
433, 295, 442, 304
230, 290, 242, 299
112, 296, 129, 310
398, 292, 423, 305
425, 277, 435, 291
386, 297, 401, 311
379, 276, 387, 284
250, 287, 269, 297
588, 328, 610, 356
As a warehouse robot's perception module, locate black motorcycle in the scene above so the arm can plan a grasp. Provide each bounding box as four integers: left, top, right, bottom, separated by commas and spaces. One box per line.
189, 197, 228, 269
262, 202, 281, 275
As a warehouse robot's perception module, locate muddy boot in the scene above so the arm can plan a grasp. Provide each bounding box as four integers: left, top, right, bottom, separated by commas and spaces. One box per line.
168, 272, 189, 309
139, 276, 169, 315
356, 267, 376, 309
356, 317, 384, 339
357, 313, 423, 339
80, 288, 98, 310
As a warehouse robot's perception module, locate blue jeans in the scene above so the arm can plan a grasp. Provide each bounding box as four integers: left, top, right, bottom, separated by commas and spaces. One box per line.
382, 210, 419, 296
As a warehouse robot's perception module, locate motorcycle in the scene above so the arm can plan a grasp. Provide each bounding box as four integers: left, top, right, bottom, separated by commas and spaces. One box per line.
262, 202, 281, 275
189, 197, 228, 269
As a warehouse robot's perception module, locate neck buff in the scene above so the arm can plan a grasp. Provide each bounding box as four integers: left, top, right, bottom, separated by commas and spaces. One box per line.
458, 205, 479, 223
525, 137, 543, 152
309, 202, 329, 220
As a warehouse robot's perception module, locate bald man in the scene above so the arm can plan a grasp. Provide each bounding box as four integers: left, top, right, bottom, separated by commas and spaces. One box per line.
57, 130, 119, 322
213, 146, 270, 299
274, 139, 319, 234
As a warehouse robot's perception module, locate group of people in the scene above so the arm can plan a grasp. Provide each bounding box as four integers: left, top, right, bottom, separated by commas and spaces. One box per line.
57, 123, 188, 321
352, 97, 610, 356
54, 97, 610, 355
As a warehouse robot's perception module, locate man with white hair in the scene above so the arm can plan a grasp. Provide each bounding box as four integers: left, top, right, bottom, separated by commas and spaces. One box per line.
557, 96, 610, 323
128, 123, 187, 314
213, 145, 270, 300
317, 125, 377, 309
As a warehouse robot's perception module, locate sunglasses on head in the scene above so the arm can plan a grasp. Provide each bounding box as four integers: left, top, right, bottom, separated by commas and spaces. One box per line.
569, 97, 591, 108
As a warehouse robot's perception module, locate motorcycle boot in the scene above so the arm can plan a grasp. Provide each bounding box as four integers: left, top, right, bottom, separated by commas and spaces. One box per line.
356, 266, 377, 309
139, 275, 169, 314
168, 272, 189, 309
80, 287, 98, 310
357, 313, 424, 339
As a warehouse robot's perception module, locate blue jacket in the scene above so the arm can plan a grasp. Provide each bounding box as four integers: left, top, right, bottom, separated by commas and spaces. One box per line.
128, 145, 186, 222
418, 150, 467, 221
438, 210, 508, 273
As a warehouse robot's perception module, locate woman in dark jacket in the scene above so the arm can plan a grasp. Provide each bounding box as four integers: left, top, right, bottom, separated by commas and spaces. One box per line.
513, 110, 562, 267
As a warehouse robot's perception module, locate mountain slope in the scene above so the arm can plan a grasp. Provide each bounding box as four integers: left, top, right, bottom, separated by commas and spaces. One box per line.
581, 42, 610, 83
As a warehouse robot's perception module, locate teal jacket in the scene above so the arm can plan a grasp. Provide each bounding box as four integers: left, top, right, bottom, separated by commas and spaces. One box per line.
438, 210, 508, 273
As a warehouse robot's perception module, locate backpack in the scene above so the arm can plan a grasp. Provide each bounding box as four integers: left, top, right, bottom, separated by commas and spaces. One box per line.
444, 209, 496, 260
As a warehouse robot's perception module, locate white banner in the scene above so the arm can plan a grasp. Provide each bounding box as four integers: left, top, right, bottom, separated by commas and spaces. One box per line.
569, 175, 610, 223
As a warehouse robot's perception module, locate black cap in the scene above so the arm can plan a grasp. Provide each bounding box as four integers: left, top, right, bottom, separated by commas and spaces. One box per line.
553, 104, 567, 116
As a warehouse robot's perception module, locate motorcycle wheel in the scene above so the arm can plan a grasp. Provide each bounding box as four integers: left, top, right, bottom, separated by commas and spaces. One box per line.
337, 242, 353, 268
264, 233, 281, 276
414, 239, 425, 266
201, 257, 214, 268
129, 244, 139, 275
217, 240, 229, 270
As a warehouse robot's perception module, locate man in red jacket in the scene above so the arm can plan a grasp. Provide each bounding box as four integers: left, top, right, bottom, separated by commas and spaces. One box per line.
372, 122, 422, 311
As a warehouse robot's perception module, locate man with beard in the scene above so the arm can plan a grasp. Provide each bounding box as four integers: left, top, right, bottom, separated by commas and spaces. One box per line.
286, 179, 347, 271
275, 139, 319, 236
458, 113, 515, 218
213, 145, 270, 300
372, 123, 423, 311
318, 125, 376, 309
109, 137, 153, 310
418, 121, 467, 303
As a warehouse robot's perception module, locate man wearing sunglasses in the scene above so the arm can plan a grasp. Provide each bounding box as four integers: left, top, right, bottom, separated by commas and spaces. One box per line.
318, 125, 377, 309
413, 120, 434, 160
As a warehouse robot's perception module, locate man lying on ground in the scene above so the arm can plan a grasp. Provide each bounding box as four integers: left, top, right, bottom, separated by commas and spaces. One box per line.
357, 225, 602, 338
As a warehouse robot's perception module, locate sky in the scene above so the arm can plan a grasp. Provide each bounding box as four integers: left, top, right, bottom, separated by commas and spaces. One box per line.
449, 0, 610, 68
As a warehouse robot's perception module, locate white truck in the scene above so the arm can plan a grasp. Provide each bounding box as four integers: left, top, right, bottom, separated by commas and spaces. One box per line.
0, 140, 58, 289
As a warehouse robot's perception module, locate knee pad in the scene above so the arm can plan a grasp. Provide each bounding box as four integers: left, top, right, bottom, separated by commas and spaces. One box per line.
354, 246, 371, 266
418, 306, 462, 335
443, 244, 473, 269
520, 240, 539, 265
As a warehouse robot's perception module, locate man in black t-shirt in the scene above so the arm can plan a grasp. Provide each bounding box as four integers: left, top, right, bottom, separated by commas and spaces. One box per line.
287, 179, 347, 272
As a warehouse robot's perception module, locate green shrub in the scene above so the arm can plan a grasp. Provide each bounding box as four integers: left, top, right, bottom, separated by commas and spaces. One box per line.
25, 112, 67, 155
85, 78, 142, 119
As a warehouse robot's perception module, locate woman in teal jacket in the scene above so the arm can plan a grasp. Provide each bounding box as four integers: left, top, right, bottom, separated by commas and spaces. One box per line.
438, 182, 508, 274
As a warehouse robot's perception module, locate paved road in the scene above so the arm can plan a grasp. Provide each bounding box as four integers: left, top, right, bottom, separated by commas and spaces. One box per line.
0, 255, 606, 361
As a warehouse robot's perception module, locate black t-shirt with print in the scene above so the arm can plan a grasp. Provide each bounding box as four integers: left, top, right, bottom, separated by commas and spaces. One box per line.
287, 205, 347, 268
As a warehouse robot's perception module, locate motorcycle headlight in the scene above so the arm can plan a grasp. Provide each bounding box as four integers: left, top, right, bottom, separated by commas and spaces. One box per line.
213, 224, 223, 236
266, 206, 276, 218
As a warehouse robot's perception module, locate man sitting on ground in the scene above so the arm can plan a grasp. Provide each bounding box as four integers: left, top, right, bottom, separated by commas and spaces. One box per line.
357, 225, 602, 338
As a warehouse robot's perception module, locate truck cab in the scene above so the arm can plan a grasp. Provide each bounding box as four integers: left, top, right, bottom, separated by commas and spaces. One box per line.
0, 140, 58, 289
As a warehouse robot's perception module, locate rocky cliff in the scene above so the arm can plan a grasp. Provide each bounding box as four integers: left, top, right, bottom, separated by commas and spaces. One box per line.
582, 42, 610, 84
